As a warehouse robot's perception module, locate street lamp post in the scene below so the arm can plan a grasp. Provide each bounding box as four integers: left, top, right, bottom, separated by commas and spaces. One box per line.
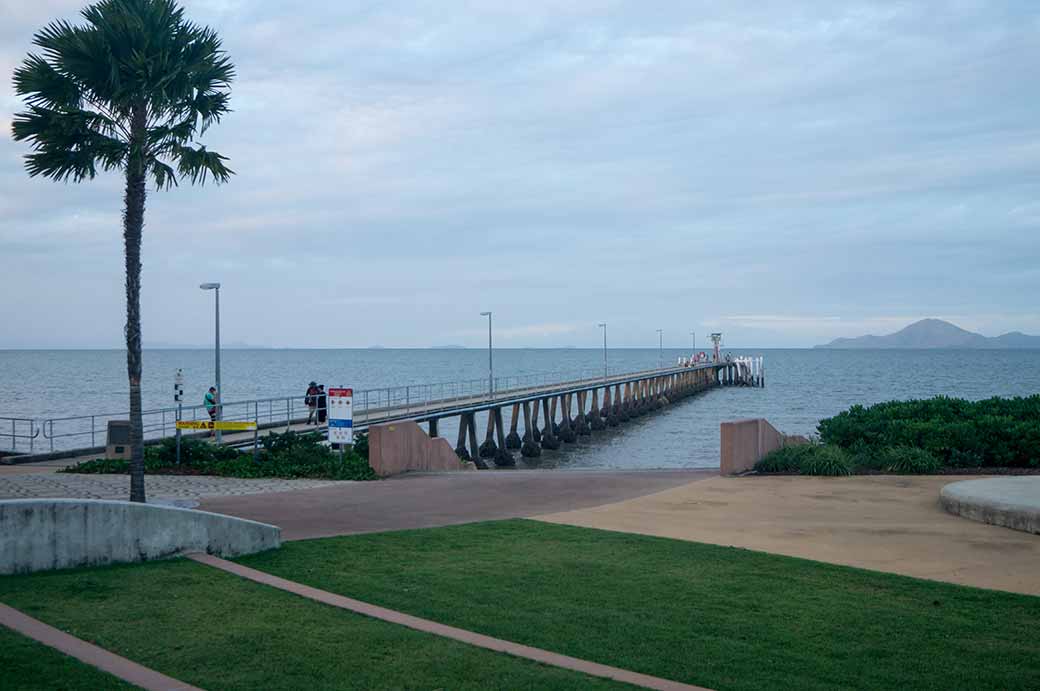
200, 283, 222, 442
480, 311, 493, 400
598, 323, 607, 380
690, 331, 696, 353
656, 328, 663, 369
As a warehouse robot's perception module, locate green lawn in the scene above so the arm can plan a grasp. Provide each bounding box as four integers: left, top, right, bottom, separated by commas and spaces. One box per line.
238, 519, 1040, 691
0, 559, 629, 691
0, 626, 135, 690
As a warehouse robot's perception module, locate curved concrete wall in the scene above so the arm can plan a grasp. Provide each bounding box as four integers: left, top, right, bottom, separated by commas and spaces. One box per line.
0, 499, 280, 575
940, 478, 1040, 535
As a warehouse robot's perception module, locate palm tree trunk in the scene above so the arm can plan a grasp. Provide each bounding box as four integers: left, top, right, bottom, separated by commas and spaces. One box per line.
124, 104, 148, 503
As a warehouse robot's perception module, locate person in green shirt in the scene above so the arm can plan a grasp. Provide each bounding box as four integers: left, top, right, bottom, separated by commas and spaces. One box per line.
204, 387, 217, 422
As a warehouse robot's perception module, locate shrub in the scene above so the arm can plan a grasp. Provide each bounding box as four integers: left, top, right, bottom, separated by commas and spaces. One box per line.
755, 444, 813, 473
62, 431, 376, 481
352, 431, 369, 460
881, 446, 942, 474
947, 448, 984, 469
848, 440, 885, 472
798, 445, 853, 476
817, 395, 1040, 468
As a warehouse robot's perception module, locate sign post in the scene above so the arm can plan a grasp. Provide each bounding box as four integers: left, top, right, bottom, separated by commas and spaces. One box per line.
174, 369, 184, 464
328, 388, 353, 458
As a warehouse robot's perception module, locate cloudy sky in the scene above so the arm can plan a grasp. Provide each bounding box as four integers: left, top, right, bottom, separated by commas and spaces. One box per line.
1, 0, 1038, 348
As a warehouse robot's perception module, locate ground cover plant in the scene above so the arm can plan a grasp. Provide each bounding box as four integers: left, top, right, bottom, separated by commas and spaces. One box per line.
0, 626, 135, 691
0, 558, 627, 691
757, 395, 1040, 475
238, 520, 1040, 691
61, 431, 376, 481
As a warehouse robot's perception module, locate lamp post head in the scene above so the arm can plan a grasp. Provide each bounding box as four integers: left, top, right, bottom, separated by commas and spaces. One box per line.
598, 323, 606, 328
199, 282, 220, 290
480, 311, 491, 317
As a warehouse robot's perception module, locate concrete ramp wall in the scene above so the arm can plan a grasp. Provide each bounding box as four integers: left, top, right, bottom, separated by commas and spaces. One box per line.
720, 419, 807, 475
0, 499, 280, 575
369, 421, 473, 477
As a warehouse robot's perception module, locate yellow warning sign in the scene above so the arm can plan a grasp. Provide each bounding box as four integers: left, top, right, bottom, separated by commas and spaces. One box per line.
175, 420, 256, 431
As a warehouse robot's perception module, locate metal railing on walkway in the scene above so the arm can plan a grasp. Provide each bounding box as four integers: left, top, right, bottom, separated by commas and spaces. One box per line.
1, 363, 714, 456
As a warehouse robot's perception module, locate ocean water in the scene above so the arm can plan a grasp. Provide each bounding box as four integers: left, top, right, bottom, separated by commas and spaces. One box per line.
1, 348, 1038, 467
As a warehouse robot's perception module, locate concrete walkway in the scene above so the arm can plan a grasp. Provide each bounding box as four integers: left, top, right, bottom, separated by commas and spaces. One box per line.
538, 475, 1040, 596
190, 553, 710, 691
199, 470, 715, 540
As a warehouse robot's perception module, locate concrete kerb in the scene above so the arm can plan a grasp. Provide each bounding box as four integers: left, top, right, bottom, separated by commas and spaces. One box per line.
189, 553, 712, 691
0, 603, 203, 691
0, 499, 280, 575
940, 477, 1040, 535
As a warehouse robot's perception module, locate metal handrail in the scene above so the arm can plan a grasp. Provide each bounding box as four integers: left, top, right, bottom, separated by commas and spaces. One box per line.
13, 362, 715, 454
0, 417, 41, 454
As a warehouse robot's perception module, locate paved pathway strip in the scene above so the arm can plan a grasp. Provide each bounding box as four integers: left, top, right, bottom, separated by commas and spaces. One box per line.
0, 602, 203, 691
189, 553, 711, 691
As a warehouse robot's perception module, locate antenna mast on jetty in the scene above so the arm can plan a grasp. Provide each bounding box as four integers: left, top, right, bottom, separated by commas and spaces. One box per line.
710, 333, 723, 363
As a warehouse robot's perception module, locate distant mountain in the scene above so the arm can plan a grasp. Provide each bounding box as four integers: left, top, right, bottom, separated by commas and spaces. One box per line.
815, 319, 1040, 349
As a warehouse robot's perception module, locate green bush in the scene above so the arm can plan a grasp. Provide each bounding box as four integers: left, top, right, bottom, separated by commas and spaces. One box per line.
62, 431, 376, 481
352, 431, 369, 460
755, 444, 813, 473
798, 445, 853, 476
947, 448, 984, 469
817, 395, 1040, 468
880, 446, 942, 474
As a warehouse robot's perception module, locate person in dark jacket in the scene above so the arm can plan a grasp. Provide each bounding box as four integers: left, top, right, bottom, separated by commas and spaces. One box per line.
317, 385, 328, 424
305, 381, 319, 424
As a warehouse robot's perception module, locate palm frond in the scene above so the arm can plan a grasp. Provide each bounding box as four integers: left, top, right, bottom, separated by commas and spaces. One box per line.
12, 0, 234, 189
172, 142, 234, 185
12, 54, 82, 109
150, 159, 179, 190
12, 106, 127, 182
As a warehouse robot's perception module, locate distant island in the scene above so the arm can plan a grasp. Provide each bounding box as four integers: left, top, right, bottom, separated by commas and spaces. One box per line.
815, 318, 1040, 349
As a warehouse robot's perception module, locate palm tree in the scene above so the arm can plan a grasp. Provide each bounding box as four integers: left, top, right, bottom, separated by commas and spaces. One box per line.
12, 0, 234, 503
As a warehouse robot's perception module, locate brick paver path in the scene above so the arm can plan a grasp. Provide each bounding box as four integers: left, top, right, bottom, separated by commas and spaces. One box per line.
0, 472, 344, 503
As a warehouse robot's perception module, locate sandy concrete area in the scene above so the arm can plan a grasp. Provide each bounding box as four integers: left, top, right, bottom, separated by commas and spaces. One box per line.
537, 475, 1040, 596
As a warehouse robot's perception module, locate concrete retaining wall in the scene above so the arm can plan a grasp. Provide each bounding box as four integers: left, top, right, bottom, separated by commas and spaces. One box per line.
0, 499, 280, 575
369, 421, 474, 477
720, 419, 807, 475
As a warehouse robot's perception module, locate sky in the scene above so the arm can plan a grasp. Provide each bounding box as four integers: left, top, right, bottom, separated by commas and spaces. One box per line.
1, 0, 1038, 349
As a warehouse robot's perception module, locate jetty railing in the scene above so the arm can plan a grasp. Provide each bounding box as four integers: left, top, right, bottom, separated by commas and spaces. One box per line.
0, 417, 40, 455
3, 363, 695, 455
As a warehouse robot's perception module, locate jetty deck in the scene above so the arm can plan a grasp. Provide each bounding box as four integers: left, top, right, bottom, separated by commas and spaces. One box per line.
2, 359, 764, 467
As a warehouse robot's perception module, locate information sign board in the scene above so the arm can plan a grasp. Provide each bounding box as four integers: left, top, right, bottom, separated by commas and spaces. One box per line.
175, 420, 256, 431
328, 387, 353, 445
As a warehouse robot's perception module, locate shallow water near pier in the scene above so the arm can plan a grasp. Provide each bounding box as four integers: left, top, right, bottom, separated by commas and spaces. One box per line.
1, 348, 1038, 468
